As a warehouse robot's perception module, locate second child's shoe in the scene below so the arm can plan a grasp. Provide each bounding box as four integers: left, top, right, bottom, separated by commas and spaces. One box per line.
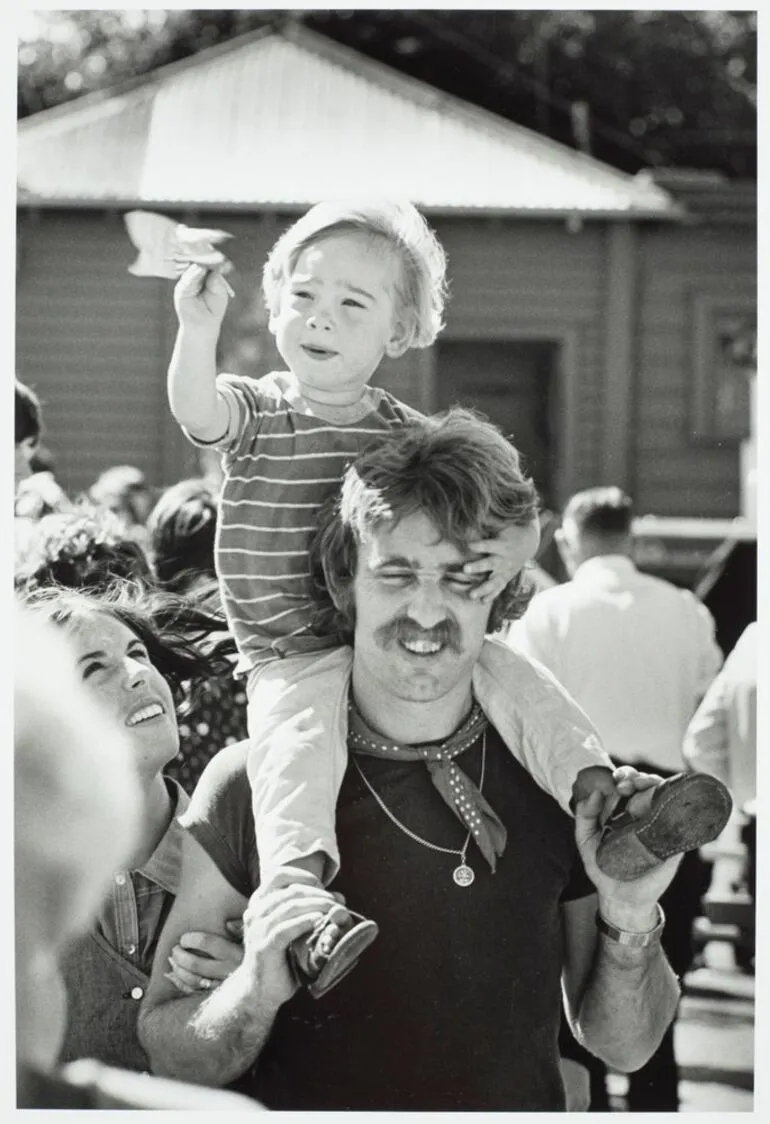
596, 772, 733, 882
287, 905, 379, 999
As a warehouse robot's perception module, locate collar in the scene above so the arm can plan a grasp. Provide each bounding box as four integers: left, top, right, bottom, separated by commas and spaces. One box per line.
133, 777, 189, 895
573, 554, 637, 582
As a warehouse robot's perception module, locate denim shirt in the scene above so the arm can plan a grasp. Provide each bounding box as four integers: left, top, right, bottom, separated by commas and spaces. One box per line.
59, 778, 189, 1071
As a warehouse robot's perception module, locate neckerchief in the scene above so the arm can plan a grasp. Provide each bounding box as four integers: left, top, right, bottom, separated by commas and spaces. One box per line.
348, 700, 507, 872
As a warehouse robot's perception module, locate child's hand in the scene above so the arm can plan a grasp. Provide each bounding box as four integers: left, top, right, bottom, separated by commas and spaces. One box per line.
464, 518, 541, 603
174, 262, 232, 332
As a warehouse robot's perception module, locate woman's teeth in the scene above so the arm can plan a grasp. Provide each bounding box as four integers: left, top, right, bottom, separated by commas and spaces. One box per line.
127, 703, 163, 727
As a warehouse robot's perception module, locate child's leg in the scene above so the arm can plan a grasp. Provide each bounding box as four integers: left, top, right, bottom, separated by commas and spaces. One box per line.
473, 635, 614, 814
246, 647, 379, 998
246, 646, 353, 886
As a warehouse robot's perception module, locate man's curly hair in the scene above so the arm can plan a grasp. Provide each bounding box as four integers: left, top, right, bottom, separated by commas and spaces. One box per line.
309, 408, 539, 643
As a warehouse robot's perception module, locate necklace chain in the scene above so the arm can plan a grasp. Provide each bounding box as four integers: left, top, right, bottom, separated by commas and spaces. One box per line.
352, 731, 487, 866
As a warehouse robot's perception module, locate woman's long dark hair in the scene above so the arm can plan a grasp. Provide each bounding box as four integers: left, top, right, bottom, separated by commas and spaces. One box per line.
20, 581, 235, 708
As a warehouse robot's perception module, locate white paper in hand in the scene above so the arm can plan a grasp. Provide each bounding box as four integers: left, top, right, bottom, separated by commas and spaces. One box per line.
124, 211, 234, 291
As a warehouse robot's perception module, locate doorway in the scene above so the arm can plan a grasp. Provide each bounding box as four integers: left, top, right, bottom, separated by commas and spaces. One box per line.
435, 339, 559, 509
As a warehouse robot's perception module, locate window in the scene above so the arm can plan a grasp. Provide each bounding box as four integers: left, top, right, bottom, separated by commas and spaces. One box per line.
691, 294, 755, 444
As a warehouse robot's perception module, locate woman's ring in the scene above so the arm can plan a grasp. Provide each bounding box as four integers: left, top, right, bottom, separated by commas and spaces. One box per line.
199, 977, 213, 991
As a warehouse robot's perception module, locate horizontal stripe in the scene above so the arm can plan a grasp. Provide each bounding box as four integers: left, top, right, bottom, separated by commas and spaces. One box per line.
217, 548, 308, 557
222, 498, 319, 509
222, 523, 316, 534
225, 474, 342, 486
230, 448, 375, 460
221, 567, 310, 578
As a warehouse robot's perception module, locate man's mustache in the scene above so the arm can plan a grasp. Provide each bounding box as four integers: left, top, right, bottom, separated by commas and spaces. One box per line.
376, 616, 462, 653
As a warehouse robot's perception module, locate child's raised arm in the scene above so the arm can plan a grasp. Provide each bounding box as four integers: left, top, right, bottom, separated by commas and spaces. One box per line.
168, 264, 232, 442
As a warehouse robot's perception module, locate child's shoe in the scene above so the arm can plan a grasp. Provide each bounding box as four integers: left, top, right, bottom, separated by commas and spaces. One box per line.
595, 772, 733, 881
288, 904, 379, 999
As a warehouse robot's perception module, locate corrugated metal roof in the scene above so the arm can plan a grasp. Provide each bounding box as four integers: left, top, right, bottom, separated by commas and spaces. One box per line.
17, 23, 677, 218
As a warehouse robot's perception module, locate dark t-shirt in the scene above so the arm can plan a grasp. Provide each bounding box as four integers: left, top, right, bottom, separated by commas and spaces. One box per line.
181, 726, 594, 1111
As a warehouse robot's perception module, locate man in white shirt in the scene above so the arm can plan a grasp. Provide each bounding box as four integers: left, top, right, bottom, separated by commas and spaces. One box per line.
505, 486, 723, 1112
683, 620, 757, 915
506, 488, 722, 772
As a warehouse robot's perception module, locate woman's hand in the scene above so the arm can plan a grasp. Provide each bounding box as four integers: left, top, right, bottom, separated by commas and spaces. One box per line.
164, 918, 244, 995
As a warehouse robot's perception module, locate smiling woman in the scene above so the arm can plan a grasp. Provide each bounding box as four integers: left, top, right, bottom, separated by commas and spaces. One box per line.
20, 584, 244, 1074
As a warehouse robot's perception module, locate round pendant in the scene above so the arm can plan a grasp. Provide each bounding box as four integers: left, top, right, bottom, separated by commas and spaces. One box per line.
453, 863, 475, 887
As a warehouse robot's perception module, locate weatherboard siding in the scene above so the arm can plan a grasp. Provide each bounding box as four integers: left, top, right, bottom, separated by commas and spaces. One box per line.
15, 210, 187, 497
634, 222, 756, 517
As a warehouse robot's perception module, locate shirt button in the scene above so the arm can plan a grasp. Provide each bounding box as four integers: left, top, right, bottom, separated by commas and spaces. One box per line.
126, 944, 136, 955
115, 874, 126, 886
130, 986, 144, 1000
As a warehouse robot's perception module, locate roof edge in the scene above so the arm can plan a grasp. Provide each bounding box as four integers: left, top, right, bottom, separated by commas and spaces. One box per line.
14, 196, 684, 222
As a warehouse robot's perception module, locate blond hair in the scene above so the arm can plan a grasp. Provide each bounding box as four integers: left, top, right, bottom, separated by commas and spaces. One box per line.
263, 200, 448, 351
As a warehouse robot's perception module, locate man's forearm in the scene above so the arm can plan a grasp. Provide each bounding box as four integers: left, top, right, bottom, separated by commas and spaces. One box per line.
139, 965, 279, 1087
573, 929, 680, 1072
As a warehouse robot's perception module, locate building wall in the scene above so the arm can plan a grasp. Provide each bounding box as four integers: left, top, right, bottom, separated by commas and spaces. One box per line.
15, 210, 193, 496
435, 216, 607, 496
634, 220, 756, 518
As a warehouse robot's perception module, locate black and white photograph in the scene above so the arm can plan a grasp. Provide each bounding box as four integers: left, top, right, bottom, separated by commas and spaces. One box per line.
15, 7, 757, 1112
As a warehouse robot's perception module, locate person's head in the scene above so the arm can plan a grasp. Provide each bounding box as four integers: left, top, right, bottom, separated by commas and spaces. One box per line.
15, 379, 42, 487
146, 478, 217, 593
22, 585, 232, 786
310, 408, 538, 708
263, 200, 447, 399
15, 603, 141, 1070
89, 465, 154, 527
555, 486, 634, 577
14, 507, 155, 594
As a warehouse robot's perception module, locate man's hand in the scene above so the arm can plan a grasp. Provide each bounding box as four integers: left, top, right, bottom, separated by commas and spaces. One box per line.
465, 518, 541, 603
236, 867, 341, 1014
174, 263, 232, 332
574, 769, 681, 932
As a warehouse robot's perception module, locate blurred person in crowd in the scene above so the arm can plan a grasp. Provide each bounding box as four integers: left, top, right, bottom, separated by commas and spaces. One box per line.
507, 486, 726, 1112
147, 477, 218, 593
695, 536, 757, 659
137, 416, 683, 1110
15, 506, 155, 594
14, 469, 74, 521
147, 478, 248, 792
89, 464, 155, 535
684, 620, 757, 909
14, 377, 75, 559
15, 603, 259, 1110
23, 584, 245, 1074
15, 377, 42, 489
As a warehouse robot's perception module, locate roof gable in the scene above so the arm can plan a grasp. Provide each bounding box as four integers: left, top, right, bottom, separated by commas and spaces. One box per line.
18, 22, 677, 218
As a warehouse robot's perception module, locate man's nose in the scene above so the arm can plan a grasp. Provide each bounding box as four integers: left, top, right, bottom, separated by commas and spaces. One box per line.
404, 581, 448, 630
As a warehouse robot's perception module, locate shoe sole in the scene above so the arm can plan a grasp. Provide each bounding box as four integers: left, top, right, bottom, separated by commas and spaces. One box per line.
596, 773, 733, 882
307, 919, 380, 999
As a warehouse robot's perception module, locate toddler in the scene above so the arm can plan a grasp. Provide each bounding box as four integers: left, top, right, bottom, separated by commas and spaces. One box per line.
168, 201, 617, 997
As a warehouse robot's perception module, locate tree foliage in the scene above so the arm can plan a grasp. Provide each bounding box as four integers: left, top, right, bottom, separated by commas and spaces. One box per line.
17, 9, 756, 178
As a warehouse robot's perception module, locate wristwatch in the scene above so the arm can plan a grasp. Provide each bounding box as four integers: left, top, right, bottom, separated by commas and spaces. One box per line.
596, 904, 665, 948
